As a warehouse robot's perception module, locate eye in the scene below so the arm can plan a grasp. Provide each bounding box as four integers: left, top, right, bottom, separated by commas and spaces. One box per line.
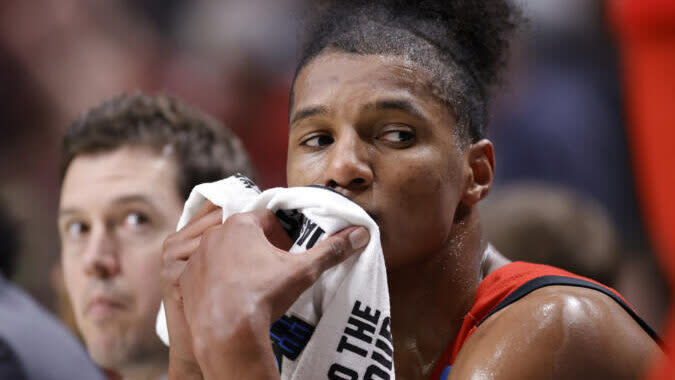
302, 134, 334, 148
379, 130, 414, 142
377, 127, 415, 145
124, 211, 150, 227
66, 221, 89, 238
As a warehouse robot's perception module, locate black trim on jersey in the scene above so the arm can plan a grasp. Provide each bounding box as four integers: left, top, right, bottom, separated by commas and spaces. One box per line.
476, 275, 661, 343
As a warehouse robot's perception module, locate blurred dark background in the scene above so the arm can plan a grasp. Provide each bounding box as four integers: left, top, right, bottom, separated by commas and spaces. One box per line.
0, 0, 670, 334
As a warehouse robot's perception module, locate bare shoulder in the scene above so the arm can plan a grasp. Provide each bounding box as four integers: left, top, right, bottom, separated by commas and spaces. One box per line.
450, 285, 660, 380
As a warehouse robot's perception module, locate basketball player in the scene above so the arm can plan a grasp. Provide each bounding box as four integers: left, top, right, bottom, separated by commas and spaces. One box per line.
161, 2, 661, 379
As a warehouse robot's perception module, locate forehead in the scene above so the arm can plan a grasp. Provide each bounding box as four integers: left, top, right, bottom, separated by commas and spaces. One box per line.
292, 52, 438, 113
59, 146, 179, 210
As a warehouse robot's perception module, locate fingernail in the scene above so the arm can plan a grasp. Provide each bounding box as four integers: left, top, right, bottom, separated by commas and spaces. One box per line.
348, 227, 369, 250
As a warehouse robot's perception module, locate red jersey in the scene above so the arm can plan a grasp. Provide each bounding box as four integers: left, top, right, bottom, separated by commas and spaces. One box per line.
428, 262, 659, 380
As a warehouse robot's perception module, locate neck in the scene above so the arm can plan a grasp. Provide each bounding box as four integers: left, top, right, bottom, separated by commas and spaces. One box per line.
117, 354, 168, 380
387, 208, 486, 379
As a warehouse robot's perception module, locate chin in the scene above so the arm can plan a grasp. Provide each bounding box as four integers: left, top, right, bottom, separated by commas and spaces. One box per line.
88, 342, 130, 370
85, 329, 131, 365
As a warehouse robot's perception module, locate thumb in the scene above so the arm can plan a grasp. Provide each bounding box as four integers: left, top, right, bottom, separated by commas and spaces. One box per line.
304, 226, 370, 276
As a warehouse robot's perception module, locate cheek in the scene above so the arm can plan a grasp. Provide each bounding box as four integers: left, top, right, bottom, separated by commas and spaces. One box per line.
376, 152, 461, 263
388, 166, 457, 226
382, 148, 460, 208
123, 244, 164, 305
61, 253, 86, 310
125, 253, 159, 280
286, 153, 324, 187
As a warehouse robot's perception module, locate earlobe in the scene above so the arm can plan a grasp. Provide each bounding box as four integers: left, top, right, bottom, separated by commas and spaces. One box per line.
462, 139, 495, 206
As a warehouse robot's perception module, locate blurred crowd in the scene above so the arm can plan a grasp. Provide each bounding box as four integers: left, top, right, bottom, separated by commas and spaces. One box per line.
0, 0, 672, 378
0, 0, 306, 312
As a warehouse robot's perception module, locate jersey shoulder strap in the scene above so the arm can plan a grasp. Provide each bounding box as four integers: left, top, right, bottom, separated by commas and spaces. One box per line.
428, 261, 660, 380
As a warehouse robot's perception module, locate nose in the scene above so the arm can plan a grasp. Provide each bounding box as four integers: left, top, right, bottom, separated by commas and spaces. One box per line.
82, 223, 120, 279
323, 130, 373, 192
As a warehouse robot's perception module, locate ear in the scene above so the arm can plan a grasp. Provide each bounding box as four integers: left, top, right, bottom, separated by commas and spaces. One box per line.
461, 139, 495, 206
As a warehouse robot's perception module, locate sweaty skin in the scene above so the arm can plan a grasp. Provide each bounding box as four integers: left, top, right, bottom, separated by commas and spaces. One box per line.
286, 52, 498, 379
164, 52, 659, 380
450, 286, 657, 380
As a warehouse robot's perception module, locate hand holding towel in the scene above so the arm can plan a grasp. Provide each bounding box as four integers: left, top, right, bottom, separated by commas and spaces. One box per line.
157, 175, 395, 379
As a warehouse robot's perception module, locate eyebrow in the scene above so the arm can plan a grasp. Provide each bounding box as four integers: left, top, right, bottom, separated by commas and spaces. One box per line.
290, 99, 426, 126
58, 208, 81, 218
290, 105, 329, 125
110, 194, 157, 207
368, 99, 426, 120
58, 194, 159, 218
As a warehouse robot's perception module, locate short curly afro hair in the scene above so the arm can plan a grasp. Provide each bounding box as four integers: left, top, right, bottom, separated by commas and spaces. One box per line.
293, 0, 520, 143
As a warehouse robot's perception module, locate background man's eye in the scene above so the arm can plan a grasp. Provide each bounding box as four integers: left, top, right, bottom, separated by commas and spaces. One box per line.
67, 221, 88, 238
125, 212, 149, 227
380, 130, 414, 142
303, 135, 334, 147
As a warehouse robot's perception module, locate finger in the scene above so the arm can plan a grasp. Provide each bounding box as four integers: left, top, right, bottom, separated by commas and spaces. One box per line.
163, 237, 201, 265
177, 256, 201, 318
179, 209, 223, 239
249, 210, 294, 250
191, 200, 219, 220
162, 261, 188, 290
303, 226, 369, 278
178, 245, 201, 289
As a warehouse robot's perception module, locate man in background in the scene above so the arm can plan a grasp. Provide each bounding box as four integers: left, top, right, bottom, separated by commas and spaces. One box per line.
57, 93, 254, 380
479, 183, 621, 285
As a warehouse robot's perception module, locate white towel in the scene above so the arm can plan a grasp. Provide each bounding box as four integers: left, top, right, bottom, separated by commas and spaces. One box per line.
156, 174, 395, 380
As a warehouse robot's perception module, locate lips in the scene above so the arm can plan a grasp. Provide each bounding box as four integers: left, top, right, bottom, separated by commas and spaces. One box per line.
345, 199, 379, 224
85, 295, 127, 320
346, 200, 380, 225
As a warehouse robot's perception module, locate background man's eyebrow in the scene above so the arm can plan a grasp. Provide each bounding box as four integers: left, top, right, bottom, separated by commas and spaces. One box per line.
112, 194, 158, 208
291, 105, 329, 125
370, 99, 425, 119
58, 208, 80, 217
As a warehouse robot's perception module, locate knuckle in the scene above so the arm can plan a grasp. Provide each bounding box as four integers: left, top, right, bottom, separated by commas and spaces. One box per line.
161, 263, 181, 282
326, 239, 348, 262
225, 211, 260, 229
256, 209, 277, 225
160, 268, 179, 292
161, 233, 176, 252
177, 270, 188, 289
226, 212, 249, 225
294, 264, 317, 286
201, 225, 220, 242
161, 247, 173, 267
204, 209, 222, 224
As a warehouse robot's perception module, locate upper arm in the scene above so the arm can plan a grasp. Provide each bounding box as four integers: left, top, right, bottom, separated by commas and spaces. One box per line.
450, 286, 660, 380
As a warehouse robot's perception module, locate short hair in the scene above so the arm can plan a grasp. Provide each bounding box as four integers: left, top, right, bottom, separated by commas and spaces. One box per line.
61, 92, 255, 200
0, 201, 20, 279
293, 0, 520, 144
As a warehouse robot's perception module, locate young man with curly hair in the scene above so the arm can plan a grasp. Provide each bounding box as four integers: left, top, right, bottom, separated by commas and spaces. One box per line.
162, 1, 661, 379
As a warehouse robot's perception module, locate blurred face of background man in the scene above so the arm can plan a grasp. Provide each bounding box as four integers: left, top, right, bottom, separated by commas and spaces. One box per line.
56, 92, 254, 380
59, 146, 182, 378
